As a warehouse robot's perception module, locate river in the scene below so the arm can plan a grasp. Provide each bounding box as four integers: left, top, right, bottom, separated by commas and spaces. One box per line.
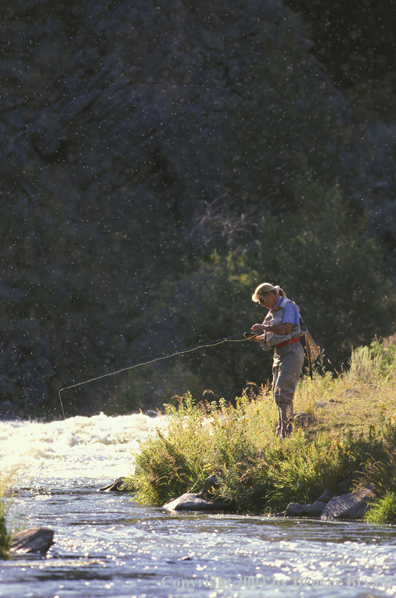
1, 413, 396, 598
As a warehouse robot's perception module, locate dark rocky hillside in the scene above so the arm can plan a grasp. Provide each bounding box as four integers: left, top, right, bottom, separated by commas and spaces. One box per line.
0, 0, 395, 419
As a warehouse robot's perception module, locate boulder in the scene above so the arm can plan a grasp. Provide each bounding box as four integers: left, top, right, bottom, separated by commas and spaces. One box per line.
11, 527, 54, 555
303, 501, 327, 517
317, 489, 334, 504
285, 500, 326, 518
163, 492, 233, 512
321, 486, 375, 521
146, 410, 158, 417
98, 477, 133, 492
285, 502, 304, 517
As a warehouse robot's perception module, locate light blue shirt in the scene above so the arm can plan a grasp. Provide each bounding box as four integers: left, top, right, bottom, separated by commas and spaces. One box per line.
275, 297, 300, 325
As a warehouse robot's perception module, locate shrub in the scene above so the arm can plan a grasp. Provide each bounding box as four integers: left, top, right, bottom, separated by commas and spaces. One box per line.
131, 343, 396, 516
365, 492, 396, 524
347, 339, 396, 385
0, 480, 11, 559
132, 393, 215, 506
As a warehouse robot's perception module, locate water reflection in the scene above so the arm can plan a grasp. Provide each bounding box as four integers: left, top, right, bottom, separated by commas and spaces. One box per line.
2, 486, 396, 598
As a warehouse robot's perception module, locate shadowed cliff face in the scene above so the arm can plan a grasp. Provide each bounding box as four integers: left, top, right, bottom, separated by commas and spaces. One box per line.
1, 0, 344, 213
0, 0, 394, 417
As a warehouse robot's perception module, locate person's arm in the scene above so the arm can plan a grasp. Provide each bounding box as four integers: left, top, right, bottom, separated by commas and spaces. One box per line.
251, 321, 293, 335
264, 322, 293, 335
268, 301, 299, 335
248, 321, 293, 340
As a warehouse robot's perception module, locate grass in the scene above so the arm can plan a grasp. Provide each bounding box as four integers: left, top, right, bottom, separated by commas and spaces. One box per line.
0, 472, 13, 559
366, 492, 396, 523
130, 339, 396, 521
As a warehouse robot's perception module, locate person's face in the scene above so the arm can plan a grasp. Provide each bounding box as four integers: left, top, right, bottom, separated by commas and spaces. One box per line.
258, 292, 277, 309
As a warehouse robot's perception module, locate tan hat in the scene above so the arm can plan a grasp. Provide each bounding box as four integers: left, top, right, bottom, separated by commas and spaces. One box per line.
251, 283, 284, 303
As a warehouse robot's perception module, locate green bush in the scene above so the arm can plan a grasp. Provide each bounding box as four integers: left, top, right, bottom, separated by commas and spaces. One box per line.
345, 339, 396, 386
0, 516, 10, 559
368, 340, 396, 381
131, 383, 396, 513
132, 394, 215, 506
0, 486, 11, 559
365, 493, 396, 524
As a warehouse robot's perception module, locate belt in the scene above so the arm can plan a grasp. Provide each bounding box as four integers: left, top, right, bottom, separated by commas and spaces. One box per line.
276, 337, 300, 349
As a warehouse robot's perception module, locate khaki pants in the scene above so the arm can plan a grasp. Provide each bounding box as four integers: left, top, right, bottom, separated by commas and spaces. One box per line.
272, 343, 304, 422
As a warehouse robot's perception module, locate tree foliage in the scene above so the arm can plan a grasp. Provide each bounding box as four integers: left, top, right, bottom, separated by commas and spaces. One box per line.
0, 0, 395, 416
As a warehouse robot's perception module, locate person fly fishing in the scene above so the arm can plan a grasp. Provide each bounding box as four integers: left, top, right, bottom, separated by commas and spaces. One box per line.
246, 283, 305, 438
58, 282, 317, 422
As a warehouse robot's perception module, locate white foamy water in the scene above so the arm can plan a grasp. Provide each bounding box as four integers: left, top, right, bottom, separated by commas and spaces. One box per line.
0, 412, 168, 485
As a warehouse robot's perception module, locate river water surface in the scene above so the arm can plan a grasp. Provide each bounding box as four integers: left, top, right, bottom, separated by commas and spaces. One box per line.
1, 413, 396, 598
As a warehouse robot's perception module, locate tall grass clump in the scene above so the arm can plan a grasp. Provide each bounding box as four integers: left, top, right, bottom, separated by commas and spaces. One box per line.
131, 340, 396, 518
360, 444, 396, 523
347, 339, 396, 385
365, 492, 396, 524
0, 474, 12, 559
132, 393, 216, 506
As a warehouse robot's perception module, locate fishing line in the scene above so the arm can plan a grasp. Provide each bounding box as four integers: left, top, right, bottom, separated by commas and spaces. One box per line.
58, 332, 249, 419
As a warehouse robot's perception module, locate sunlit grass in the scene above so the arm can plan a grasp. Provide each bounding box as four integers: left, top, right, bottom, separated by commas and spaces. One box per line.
366, 492, 396, 524
0, 471, 14, 559
130, 340, 396, 521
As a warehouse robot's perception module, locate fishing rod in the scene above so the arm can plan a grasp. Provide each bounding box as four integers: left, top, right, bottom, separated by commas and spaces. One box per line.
58, 332, 251, 419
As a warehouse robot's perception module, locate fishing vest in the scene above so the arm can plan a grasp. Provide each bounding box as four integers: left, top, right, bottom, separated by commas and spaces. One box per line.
260, 297, 305, 351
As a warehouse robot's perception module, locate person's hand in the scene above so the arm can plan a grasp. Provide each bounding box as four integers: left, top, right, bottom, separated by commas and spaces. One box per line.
244, 331, 257, 339
251, 323, 266, 331
244, 329, 266, 341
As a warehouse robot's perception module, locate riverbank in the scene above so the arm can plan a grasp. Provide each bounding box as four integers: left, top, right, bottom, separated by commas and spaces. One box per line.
131, 340, 396, 522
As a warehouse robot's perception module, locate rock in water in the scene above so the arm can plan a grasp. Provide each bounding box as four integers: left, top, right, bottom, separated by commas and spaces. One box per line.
321, 486, 375, 521
98, 477, 133, 492
285, 502, 304, 517
303, 501, 327, 517
163, 492, 233, 512
11, 527, 54, 555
